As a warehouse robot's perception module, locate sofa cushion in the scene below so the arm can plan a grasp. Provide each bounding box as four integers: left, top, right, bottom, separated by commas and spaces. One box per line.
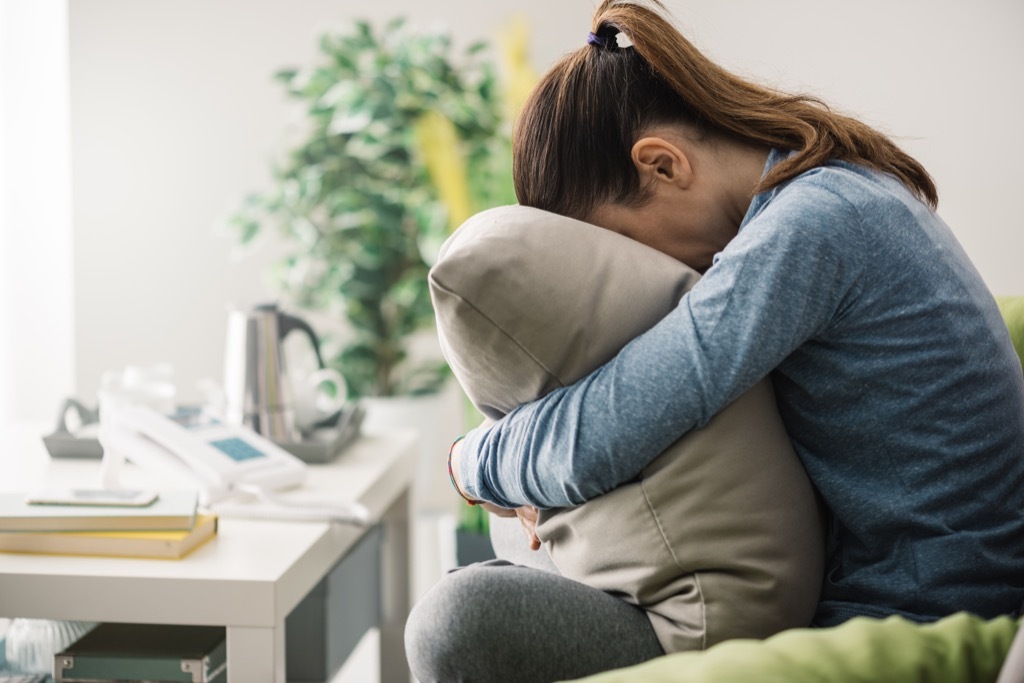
429, 204, 824, 653
562, 612, 1020, 683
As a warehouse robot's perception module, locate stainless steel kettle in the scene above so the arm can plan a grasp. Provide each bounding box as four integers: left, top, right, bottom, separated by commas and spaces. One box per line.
222, 303, 327, 442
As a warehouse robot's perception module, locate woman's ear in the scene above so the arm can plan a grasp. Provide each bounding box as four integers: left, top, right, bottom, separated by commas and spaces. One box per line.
631, 137, 693, 189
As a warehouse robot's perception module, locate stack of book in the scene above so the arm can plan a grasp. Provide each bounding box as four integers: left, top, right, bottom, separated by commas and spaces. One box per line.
0, 490, 216, 559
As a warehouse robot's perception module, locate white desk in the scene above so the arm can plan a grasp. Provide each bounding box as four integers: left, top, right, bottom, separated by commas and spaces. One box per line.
0, 423, 416, 683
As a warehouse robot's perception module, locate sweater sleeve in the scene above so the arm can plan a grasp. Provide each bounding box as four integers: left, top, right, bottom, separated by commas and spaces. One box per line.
459, 181, 866, 509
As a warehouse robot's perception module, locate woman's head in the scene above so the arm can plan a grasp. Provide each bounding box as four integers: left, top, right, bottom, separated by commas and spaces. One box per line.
513, 0, 937, 242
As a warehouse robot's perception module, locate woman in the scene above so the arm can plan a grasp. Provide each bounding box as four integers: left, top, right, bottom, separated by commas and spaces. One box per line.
406, 1, 1024, 681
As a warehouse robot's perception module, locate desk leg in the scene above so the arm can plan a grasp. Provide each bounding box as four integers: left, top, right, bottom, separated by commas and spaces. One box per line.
226, 622, 286, 683
380, 487, 412, 683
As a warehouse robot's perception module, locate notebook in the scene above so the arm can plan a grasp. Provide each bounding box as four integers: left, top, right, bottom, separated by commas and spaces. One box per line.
0, 490, 199, 532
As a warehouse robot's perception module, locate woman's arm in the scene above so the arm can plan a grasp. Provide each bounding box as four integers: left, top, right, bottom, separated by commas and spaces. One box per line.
457, 182, 865, 509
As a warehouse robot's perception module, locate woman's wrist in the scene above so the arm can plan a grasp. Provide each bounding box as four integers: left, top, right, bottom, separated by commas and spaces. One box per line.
448, 434, 482, 506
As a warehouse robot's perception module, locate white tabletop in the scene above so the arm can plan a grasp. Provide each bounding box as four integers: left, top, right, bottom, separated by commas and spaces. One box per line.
0, 422, 417, 627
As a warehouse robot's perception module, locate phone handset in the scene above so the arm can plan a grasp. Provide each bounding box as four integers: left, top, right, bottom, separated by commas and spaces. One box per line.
99, 405, 367, 524
99, 420, 230, 505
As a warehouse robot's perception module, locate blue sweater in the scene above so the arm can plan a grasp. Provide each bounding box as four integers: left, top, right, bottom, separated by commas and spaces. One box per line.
459, 149, 1024, 625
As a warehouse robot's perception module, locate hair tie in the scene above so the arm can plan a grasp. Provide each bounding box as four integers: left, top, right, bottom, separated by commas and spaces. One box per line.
587, 31, 633, 50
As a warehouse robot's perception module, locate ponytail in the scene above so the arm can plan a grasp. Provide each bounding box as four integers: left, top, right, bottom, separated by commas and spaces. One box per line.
513, 0, 937, 219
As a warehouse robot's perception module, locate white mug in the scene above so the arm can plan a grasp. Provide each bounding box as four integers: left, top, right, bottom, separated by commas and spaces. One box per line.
292, 368, 347, 433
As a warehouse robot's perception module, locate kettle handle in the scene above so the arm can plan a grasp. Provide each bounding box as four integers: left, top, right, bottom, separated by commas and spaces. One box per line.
278, 313, 327, 369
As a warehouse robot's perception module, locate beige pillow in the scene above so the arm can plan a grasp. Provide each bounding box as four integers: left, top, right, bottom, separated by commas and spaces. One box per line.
429, 205, 824, 653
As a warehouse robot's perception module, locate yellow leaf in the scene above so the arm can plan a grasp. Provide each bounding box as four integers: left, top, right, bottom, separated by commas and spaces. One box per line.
414, 110, 473, 233
498, 16, 540, 124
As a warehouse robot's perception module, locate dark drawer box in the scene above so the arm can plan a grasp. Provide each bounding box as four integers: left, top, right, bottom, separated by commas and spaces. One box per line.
285, 524, 382, 682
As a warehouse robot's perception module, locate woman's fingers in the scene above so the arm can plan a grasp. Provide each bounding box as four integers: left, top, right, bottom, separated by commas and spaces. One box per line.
516, 506, 542, 550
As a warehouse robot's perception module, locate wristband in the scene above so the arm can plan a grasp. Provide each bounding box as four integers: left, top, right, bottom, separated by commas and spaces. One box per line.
447, 435, 480, 506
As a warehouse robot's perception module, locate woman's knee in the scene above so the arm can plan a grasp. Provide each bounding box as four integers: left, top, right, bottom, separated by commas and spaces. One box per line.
405, 563, 511, 683
406, 560, 664, 683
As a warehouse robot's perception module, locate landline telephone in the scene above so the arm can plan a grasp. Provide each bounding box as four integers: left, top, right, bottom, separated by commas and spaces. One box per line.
98, 405, 368, 525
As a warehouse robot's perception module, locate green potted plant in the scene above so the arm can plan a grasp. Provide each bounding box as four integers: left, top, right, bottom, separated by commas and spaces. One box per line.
230, 16, 536, 564
228, 17, 516, 401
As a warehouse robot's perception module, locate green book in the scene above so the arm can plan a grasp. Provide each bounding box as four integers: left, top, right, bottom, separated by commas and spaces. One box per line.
0, 490, 198, 532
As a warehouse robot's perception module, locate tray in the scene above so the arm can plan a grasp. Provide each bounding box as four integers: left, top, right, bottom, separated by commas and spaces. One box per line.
273, 403, 365, 464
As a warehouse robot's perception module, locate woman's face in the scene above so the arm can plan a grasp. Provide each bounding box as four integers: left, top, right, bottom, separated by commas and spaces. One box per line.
585, 128, 764, 272
586, 189, 734, 273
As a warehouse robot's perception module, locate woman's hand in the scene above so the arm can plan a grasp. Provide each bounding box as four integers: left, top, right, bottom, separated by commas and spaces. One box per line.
478, 503, 542, 550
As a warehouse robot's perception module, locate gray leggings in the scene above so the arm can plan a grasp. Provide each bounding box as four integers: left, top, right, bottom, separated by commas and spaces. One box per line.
404, 558, 665, 683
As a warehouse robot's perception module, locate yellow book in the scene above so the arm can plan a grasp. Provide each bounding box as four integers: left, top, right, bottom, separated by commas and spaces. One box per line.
0, 514, 217, 559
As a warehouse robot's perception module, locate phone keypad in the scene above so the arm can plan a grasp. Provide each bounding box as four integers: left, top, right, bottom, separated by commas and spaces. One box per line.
207, 437, 267, 463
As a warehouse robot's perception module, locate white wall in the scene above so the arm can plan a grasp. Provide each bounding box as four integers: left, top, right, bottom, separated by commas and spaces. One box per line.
671, 0, 1024, 296
67, 0, 590, 405
68, 0, 1024, 404
0, 0, 75, 422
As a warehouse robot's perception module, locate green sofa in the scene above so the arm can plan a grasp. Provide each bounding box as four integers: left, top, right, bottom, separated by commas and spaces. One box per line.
997, 296, 1024, 370
566, 612, 1021, 683
566, 295, 1024, 683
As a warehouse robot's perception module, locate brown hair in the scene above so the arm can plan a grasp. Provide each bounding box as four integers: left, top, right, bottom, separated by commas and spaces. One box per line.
513, 0, 938, 219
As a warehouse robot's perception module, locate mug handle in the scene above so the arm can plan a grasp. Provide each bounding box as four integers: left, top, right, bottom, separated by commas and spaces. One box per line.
298, 368, 348, 432
305, 368, 347, 411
